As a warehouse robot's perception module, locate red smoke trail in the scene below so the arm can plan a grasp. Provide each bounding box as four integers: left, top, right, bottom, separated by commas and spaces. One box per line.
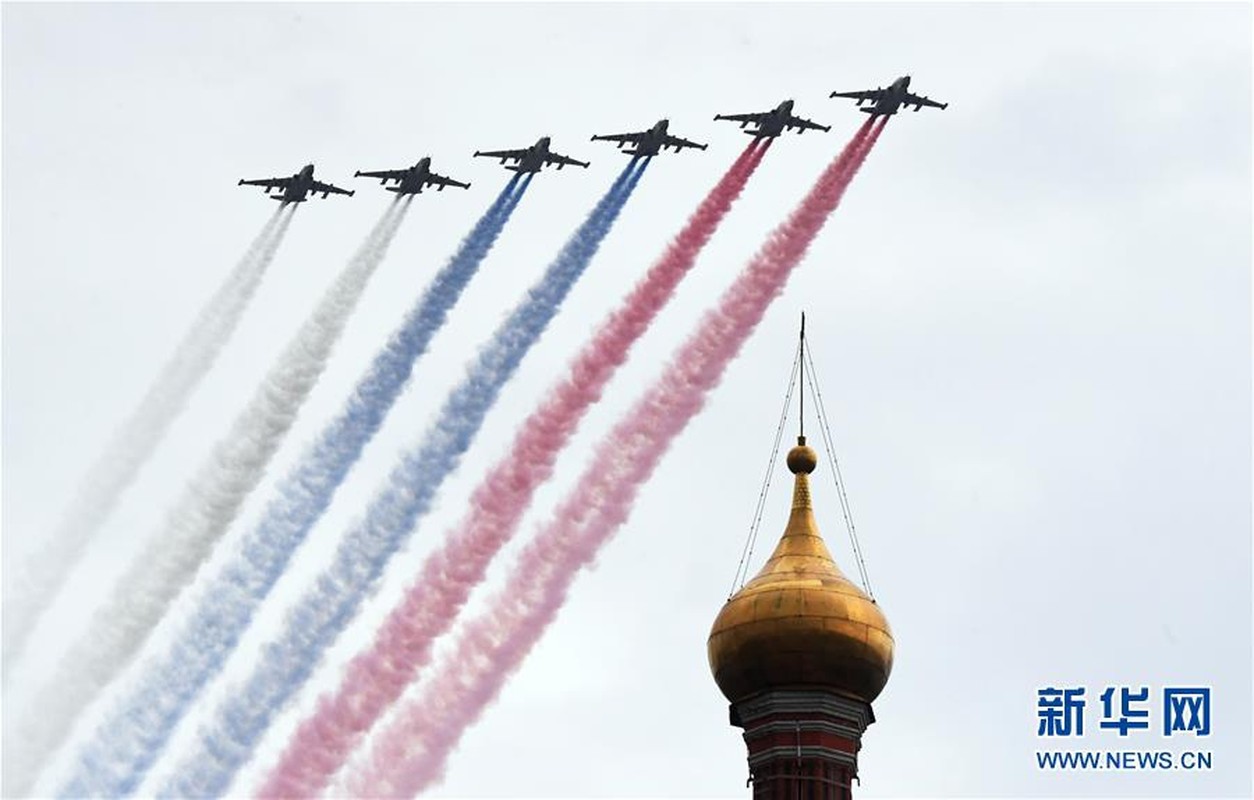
256, 142, 770, 798
346, 118, 885, 798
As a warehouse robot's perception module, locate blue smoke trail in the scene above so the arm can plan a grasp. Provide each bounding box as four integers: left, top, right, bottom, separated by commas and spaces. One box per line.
57, 177, 529, 799
159, 158, 648, 798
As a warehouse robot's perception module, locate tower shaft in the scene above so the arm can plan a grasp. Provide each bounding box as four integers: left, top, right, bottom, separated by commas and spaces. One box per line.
732, 689, 872, 799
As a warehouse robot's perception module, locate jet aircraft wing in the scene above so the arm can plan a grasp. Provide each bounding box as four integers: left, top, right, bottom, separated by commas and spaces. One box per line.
830, 88, 886, 103
238, 176, 292, 189
713, 111, 769, 127
474, 148, 527, 163
591, 131, 645, 145
544, 151, 590, 169
902, 91, 947, 110
355, 168, 407, 184
426, 171, 471, 190
786, 115, 831, 133
311, 180, 354, 197
661, 133, 708, 151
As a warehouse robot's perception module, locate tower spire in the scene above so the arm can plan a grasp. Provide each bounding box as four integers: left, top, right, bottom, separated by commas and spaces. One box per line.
798, 311, 805, 442
707, 322, 893, 798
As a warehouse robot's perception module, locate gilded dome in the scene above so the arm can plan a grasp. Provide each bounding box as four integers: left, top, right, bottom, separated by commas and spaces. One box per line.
707, 437, 893, 705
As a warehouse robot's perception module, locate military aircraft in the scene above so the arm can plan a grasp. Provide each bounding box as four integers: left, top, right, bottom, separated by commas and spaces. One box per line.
473, 137, 590, 173
354, 157, 470, 194
713, 100, 830, 138
238, 164, 354, 203
830, 75, 948, 116
591, 119, 707, 157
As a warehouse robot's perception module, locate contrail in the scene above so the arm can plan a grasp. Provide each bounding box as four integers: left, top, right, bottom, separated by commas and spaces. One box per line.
259, 142, 770, 799
346, 119, 886, 798
1, 198, 412, 798
54, 177, 529, 799
2, 207, 294, 668
159, 159, 650, 799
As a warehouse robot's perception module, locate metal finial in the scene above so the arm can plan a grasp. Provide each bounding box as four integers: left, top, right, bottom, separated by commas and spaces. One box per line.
798, 311, 806, 441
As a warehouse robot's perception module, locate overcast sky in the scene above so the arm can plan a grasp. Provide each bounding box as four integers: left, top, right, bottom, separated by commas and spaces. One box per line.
3, 2, 1250, 798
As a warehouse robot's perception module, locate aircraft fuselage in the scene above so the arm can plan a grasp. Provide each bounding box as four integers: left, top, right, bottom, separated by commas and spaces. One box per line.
395, 159, 435, 193
505, 138, 552, 173
862, 77, 912, 116
279, 164, 317, 203
751, 101, 795, 137
628, 121, 670, 156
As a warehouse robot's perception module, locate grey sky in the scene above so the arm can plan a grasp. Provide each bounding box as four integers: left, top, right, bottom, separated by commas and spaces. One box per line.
2, 2, 1250, 797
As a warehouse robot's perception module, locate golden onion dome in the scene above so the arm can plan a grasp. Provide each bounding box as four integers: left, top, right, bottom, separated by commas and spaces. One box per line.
707, 436, 893, 705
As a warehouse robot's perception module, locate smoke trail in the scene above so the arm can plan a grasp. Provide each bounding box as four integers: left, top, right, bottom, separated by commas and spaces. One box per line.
2, 208, 295, 668
348, 119, 886, 798
259, 142, 770, 799
1, 199, 412, 798
159, 159, 649, 799
54, 180, 530, 799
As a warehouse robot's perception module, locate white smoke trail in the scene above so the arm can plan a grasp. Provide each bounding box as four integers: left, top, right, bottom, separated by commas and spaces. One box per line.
2, 208, 294, 668
0, 199, 412, 798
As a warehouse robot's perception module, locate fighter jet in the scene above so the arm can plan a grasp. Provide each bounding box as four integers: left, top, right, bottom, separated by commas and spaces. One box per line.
830, 75, 948, 116
238, 164, 354, 203
473, 137, 590, 173
354, 157, 470, 194
590, 119, 707, 157
713, 100, 830, 138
